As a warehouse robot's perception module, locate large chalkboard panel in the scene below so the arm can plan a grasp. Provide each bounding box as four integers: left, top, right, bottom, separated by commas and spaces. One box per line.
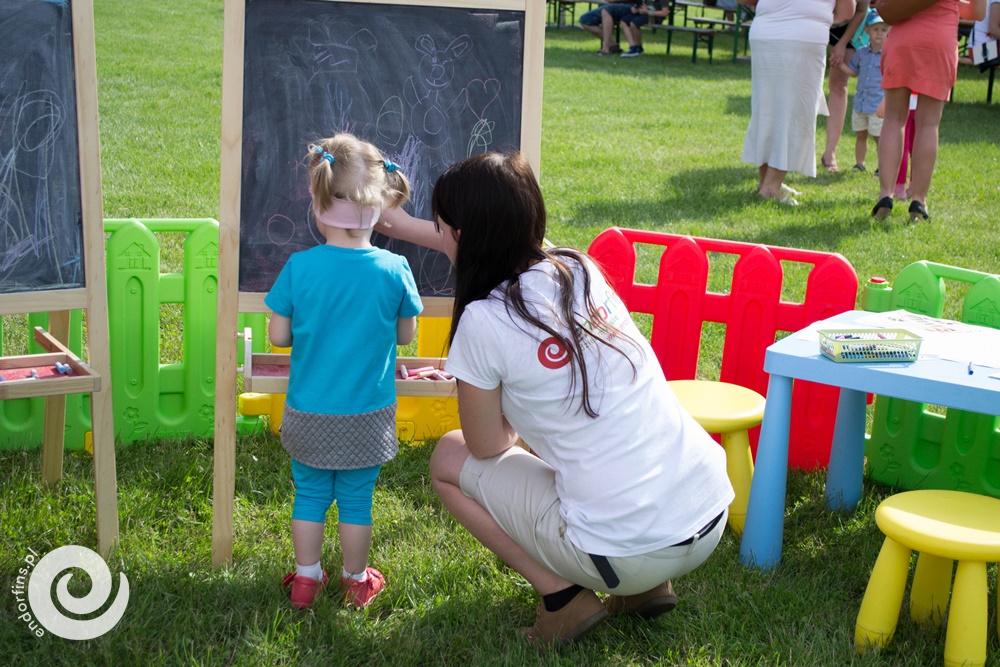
238, 0, 525, 295
0, 0, 85, 295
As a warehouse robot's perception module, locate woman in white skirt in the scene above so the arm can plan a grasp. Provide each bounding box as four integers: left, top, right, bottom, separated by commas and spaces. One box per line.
739, 0, 856, 205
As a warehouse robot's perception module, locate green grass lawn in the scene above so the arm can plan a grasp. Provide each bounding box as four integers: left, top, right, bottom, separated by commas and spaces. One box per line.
2, 0, 1000, 665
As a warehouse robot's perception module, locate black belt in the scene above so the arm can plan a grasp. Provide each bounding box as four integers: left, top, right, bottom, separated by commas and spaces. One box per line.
588, 510, 725, 590
670, 510, 725, 547
588, 553, 621, 589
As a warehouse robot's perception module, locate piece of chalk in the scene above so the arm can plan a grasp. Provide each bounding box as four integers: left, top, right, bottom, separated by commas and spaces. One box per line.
55, 362, 72, 374
430, 372, 448, 381
399, 365, 409, 379
413, 369, 439, 379
30, 369, 40, 379
409, 366, 436, 374
0, 374, 5, 382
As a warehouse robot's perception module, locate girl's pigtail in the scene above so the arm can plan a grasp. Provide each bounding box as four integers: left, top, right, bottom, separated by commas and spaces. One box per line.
308, 143, 338, 213
382, 159, 411, 208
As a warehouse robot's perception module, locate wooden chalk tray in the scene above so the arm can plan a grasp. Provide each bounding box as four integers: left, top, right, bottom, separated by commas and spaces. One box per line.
240, 326, 457, 399
0, 327, 101, 400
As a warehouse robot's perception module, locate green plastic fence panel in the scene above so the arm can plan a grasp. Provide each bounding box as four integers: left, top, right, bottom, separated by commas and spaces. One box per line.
0, 219, 268, 450
862, 261, 1000, 498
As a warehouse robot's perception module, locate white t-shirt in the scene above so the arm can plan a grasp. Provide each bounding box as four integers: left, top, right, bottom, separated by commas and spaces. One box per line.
971, 0, 1000, 46
749, 0, 836, 44
445, 255, 734, 558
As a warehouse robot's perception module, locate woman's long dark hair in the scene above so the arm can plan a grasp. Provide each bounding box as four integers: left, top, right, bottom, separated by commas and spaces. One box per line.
432, 152, 638, 418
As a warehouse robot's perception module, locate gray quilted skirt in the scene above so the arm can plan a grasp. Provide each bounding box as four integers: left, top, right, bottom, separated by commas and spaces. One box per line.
280, 402, 398, 470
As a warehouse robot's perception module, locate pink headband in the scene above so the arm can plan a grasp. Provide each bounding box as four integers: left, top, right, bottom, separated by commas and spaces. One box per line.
314, 198, 381, 230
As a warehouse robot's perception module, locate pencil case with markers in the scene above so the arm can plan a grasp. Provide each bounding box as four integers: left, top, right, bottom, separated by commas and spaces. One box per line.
818, 329, 922, 363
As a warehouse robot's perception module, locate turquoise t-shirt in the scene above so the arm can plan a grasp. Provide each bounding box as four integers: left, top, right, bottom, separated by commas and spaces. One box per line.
264, 244, 423, 415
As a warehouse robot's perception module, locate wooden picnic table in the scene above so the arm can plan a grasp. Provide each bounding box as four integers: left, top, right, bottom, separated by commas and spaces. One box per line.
686, 10, 751, 62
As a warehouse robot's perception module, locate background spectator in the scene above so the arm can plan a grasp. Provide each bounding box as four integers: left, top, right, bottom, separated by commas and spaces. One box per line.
821, 1, 871, 173
579, 1, 634, 55
871, 0, 987, 221
740, 0, 857, 205
839, 11, 889, 173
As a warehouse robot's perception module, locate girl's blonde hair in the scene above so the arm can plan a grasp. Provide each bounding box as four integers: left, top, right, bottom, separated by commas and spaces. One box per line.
306, 133, 410, 215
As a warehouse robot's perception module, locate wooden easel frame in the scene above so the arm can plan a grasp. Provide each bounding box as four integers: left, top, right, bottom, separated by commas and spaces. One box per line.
212, 0, 546, 566
0, 0, 117, 557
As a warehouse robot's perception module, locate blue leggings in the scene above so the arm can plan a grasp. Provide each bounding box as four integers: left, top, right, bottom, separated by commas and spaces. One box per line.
291, 459, 381, 525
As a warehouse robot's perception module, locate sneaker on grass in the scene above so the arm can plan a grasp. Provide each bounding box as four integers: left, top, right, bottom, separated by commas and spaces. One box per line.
283, 571, 329, 610
342, 567, 386, 609
621, 45, 644, 57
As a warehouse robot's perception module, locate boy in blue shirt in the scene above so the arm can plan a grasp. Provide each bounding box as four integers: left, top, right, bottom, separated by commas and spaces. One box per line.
840, 11, 889, 173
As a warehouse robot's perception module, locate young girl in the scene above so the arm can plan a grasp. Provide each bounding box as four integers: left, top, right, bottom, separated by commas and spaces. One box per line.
265, 133, 423, 610
378, 153, 732, 648
893, 93, 918, 201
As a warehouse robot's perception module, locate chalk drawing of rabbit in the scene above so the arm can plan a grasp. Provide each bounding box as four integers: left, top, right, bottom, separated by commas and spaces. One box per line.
403, 34, 473, 165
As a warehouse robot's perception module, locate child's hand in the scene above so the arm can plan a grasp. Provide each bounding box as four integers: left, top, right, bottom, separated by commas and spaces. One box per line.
830, 40, 848, 68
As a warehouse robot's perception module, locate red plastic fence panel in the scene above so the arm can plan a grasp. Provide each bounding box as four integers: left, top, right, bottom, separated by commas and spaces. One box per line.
588, 228, 859, 470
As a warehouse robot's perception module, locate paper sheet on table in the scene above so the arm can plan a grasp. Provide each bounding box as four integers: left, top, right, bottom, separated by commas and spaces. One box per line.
789, 319, 828, 343
850, 310, 1000, 368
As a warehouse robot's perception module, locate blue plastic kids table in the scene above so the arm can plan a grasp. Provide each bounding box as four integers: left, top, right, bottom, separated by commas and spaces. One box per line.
739, 310, 1000, 570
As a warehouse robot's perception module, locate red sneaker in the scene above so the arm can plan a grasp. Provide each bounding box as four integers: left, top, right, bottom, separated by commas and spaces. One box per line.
341, 567, 386, 609
283, 571, 328, 609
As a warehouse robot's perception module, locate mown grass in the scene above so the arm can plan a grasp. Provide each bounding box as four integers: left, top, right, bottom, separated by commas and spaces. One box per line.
2, 0, 999, 665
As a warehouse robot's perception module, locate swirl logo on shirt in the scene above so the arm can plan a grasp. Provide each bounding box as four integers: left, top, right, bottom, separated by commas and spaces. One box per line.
537, 336, 571, 369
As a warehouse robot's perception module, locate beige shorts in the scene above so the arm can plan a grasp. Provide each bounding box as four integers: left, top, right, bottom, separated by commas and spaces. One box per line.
459, 446, 726, 596
852, 111, 883, 136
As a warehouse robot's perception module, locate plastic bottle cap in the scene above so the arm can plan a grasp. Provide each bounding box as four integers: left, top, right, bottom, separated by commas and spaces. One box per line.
868, 277, 888, 286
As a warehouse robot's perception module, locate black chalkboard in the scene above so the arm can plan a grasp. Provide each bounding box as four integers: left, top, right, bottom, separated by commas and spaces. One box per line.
238, 0, 525, 296
0, 0, 85, 295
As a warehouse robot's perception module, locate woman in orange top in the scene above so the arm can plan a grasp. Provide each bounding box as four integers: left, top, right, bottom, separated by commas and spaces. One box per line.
871, 0, 986, 221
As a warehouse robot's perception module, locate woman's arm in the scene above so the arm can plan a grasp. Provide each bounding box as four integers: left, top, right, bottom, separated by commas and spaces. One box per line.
831, 0, 870, 67
268, 313, 292, 348
376, 206, 449, 255
455, 380, 519, 460
833, 0, 858, 26
989, 1, 1000, 39
959, 0, 988, 21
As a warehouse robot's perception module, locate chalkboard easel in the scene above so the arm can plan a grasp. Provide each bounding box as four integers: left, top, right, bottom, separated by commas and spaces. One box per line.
212, 0, 546, 566
0, 0, 118, 557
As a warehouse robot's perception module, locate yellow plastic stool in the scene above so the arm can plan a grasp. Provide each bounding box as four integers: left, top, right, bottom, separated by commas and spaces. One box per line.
855, 490, 1000, 667
668, 380, 764, 535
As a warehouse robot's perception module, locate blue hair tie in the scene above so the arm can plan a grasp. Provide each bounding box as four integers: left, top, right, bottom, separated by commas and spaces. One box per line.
313, 146, 335, 164
384, 159, 400, 173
